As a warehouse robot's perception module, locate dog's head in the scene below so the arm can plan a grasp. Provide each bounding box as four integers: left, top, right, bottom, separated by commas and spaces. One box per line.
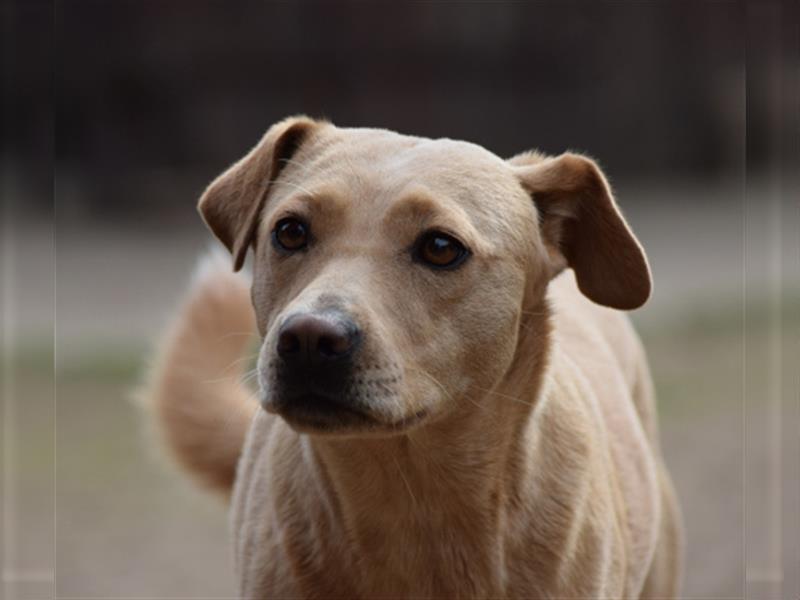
198, 117, 650, 435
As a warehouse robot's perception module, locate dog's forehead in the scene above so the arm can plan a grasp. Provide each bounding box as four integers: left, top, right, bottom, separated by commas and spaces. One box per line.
332, 127, 501, 164
300, 126, 524, 207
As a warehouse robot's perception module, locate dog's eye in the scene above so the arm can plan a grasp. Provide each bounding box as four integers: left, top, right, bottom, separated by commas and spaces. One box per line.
414, 231, 469, 269
273, 218, 309, 252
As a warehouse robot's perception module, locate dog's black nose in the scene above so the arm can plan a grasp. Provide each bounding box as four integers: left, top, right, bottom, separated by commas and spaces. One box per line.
269, 311, 366, 421
277, 312, 359, 367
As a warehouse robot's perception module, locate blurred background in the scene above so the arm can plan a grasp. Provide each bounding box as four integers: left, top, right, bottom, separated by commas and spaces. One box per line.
2, 1, 798, 598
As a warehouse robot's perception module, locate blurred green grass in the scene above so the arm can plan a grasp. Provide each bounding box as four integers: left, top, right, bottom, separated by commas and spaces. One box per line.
637, 294, 798, 417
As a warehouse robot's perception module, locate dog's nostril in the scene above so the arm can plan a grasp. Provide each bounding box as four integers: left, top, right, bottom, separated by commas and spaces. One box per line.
317, 333, 351, 358
277, 330, 301, 356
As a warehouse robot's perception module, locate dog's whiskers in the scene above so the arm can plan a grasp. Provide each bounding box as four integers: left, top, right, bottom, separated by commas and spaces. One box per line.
239, 367, 260, 387
471, 384, 537, 408
226, 352, 259, 370
392, 455, 418, 509
199, 355, 258, 385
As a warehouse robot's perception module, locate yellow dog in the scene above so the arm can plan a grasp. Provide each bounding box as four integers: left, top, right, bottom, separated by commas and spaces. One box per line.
145, 117, 683, 598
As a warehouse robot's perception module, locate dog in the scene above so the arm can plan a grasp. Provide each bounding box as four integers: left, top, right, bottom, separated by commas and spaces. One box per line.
144, 116, 684, 598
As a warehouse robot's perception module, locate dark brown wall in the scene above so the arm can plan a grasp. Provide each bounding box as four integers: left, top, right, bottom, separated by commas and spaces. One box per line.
6, 1, 795, 220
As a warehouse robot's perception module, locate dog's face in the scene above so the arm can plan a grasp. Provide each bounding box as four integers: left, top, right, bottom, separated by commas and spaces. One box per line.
199, 117, 650, 435
250, 128, 538, 434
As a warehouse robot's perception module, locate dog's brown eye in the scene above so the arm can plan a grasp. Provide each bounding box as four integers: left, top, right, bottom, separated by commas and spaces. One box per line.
415, 231, 469, 269
273, 218, 309, 252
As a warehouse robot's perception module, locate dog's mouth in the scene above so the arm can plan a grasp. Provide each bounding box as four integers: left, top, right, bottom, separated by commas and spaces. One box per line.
261, 391, 428, 435
266, 391, 372, 426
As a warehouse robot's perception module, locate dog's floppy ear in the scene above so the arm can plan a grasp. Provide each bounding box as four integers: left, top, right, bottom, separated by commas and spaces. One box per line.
510, 152, 651, 310
198, 116, 319, 271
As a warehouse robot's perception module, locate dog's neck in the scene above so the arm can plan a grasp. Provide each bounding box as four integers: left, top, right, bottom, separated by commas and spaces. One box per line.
302, 299, 552, 594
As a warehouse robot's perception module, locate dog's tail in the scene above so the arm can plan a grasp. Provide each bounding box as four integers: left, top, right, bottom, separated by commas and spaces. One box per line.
139, 249, 259, 498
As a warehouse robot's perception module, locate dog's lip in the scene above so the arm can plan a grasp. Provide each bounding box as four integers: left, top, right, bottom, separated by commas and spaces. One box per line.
263, 392, 374, 422
261, 392, 429, 433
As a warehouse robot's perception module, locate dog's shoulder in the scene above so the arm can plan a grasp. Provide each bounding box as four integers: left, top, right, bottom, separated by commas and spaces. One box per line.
547, 270, 646, 388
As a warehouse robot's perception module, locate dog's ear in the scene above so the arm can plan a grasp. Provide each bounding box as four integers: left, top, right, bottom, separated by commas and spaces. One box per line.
198, 116, 320, 271
510, 152, 651, 310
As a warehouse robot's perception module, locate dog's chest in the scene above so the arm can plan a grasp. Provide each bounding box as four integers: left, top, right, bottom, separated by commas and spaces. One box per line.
231, 418, 509, 597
